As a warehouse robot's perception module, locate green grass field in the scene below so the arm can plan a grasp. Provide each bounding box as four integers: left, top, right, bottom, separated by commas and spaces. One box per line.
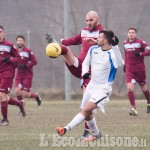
0, 100, 149, 150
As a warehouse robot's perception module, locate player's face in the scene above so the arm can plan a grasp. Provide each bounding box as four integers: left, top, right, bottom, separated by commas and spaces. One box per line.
97, 33, 106, 46
86, 15, 99, 31
16, 38, 25, 49
0, 28, 4, 42
128, 29, 137, 41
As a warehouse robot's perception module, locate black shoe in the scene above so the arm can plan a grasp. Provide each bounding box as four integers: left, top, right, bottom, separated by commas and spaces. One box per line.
147, 104, 150, 113
36, 93, 42, 106
18, 100, 26, 117
45, 34, 58, 44
0, 119, 9, 126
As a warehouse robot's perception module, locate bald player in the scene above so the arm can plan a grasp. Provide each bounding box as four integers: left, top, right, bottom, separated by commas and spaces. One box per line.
46, 11, 105, 139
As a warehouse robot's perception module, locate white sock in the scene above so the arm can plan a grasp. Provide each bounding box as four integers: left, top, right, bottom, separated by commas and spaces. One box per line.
86, 117, 99, 135
64, 113, 85, 131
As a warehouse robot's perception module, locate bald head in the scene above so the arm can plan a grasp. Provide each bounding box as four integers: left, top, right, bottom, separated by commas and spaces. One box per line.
86, 11, 99, 20
86, 11, 100, 31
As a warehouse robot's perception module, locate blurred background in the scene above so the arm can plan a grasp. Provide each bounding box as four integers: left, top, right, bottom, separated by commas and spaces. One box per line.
1, 0, 150, 99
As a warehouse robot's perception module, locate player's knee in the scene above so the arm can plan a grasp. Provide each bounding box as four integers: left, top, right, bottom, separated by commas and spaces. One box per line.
82, 107, 92, 117
21, 91, 29, 97
15, 88, 21, 96
127, 88, 133, 92
127, 86, 134, 92
141, 85, 148, 92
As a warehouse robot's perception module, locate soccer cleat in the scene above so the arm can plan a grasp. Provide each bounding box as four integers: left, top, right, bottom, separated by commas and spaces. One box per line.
56, 127, 66, 136
45, 34, 58, 44
81, 129, 90, 140
19, 100, 26, 117
129, 108, 138, 116
0, 119, 9, 126
36, 93, 42, 106
82, 132, 102, 142
147, 104, 150, 113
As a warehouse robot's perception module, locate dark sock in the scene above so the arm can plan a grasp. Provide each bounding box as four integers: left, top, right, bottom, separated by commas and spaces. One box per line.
128, 91, 136, 109
17, 95, 23, 101
61, 45, 68, 55
143, 90, 150, 104
1, 100, 8, 120
8, 97, 19, 106
84, 121, 89, 129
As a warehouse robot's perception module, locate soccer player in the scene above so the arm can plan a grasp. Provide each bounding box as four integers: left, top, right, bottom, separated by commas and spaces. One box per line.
15, 35, 42, 108
0, 25, 26, 126
123, 27, 150, 115
56, 30, 123, 141
46, 11, 104, 139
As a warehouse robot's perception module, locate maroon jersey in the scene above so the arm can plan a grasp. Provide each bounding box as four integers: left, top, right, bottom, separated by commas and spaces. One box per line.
0, 39, 20, 78
16, 47, 37, 78
124, 38, 150, 71
62, 24, 104, 62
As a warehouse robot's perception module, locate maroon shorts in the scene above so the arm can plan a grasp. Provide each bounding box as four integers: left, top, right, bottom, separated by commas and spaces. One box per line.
126, 70, 146, 85
15, 77, 32, 92
0, 78, 13, 94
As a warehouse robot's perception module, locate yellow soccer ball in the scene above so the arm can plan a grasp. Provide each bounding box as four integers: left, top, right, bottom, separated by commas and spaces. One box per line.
46, 43, 61, 58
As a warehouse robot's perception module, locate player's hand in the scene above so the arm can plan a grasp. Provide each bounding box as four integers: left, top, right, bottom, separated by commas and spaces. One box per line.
2, 57, 10, 63
135, 52, 141, 57
82, 73, 90, 79
19, 64, 26, 70
112, 36, 119, 46
123, 65, 126, 72
84, 38, 97, 45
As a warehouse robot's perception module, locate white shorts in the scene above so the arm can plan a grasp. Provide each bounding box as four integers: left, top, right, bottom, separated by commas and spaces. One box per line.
80, 83, 112, 113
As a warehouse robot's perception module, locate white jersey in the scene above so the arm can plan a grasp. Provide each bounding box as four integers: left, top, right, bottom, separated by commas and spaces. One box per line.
82, 45, 120, 86
81, 45, 123, 113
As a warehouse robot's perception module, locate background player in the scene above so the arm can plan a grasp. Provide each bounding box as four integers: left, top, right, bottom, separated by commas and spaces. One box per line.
123, 27, 150, 115
46, 11, 104, 139
0, 25, 26, 126
56, 30, 123, 141
15, 35, 41, 108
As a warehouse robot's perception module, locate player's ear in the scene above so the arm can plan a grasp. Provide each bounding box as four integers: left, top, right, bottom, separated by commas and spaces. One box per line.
104, 38, 107, 44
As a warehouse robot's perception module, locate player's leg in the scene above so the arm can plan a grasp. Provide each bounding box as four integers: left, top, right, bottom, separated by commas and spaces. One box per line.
137, 71, 150, 113
21, 78, 41, 106
81, 102, 101, 141
56, 101, 96, 136
7, 95, 26, 117
126, 71, 138, 116
15, 77, 24, 101
14, 78, 27, 115
15, 87, 24, 100
0, 78, 13, 126
127, 82, 138, 115
0, 91, 9, 126
80, 79, 91, 139
80, 86, 90, 139
60, 45, 76, 66
139, 84, 150, 113
82, 88, 111, 141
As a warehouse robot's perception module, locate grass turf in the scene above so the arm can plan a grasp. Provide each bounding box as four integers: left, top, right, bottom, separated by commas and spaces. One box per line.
0, 100, 149, 150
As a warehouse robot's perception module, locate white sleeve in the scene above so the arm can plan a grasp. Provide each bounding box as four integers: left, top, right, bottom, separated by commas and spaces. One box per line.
112, 45, 124, 68
82, 48, 91, 76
